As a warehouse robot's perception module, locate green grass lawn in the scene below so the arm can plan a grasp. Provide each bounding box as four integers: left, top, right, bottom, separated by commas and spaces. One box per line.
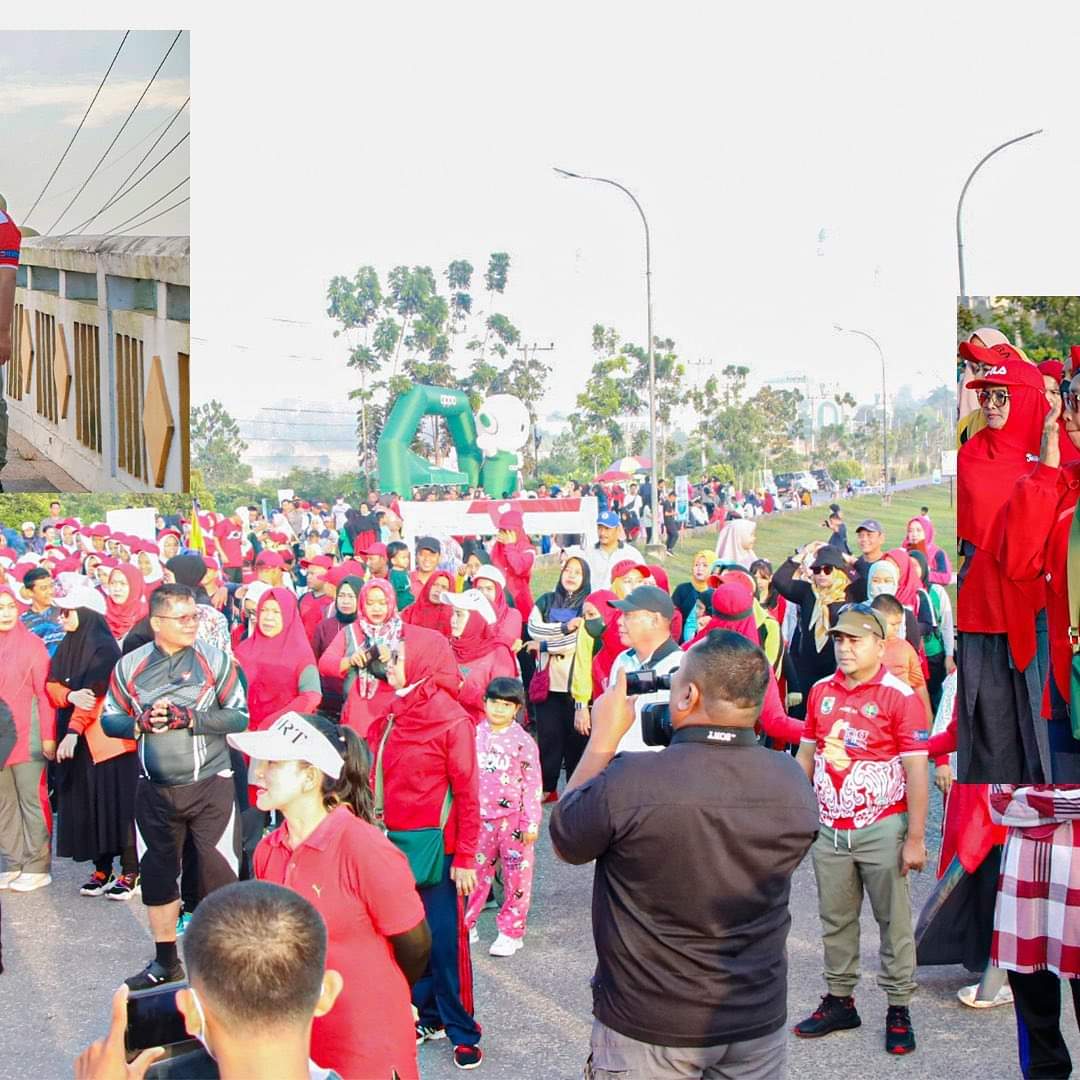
533, 482, 956, 597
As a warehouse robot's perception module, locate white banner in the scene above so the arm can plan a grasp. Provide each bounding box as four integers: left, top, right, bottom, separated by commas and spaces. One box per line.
940, 450, 957, 478
400, 496, 599, 549
106, 507, 159, 542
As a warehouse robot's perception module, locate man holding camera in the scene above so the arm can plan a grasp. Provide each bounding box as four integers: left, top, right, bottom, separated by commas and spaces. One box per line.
550, 630, 819, 1079
604, 584, 682, 753
102, 584, 248, 992
793, 603, 929, 1055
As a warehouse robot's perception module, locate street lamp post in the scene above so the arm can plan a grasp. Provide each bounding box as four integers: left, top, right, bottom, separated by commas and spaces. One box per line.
834, 325, 888, 499
956, 129, 1043, 302
554, 167, 659, 549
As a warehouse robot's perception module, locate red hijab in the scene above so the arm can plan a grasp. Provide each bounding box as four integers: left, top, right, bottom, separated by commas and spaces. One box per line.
1038, 359, 1080, 465
105, 563, 148, 639
401, 571, 453, 634
449, 607, 495, 664
235, 587, 316, 729
585, 589, 623, 689
883, 548, 920, 609
957, 354, 1048, 550
645, 564, 683, 642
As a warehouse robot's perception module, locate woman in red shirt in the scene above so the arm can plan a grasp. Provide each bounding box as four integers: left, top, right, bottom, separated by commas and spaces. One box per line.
442, 589, 518, 724
232, 711, 430, 1080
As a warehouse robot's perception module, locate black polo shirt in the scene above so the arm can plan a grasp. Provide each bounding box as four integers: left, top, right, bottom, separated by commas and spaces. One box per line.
549, 727, 819, 1048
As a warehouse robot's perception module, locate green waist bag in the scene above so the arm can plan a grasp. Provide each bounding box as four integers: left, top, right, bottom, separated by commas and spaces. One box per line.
374, 716, 453, 888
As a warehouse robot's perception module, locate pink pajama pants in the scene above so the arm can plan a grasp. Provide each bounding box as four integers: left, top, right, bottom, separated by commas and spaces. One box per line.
464, 816, 535, 939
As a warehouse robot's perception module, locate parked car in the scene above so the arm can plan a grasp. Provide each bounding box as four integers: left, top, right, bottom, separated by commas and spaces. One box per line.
795, 471, 819, 493
773, 472, 797, 495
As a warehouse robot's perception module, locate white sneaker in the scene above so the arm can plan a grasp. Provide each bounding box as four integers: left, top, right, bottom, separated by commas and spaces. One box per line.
489, 932, 523, 957
957, 983, 1014, 1009
469, 927, 479, 945
0, 870, 21, 889
9, 872, 52, 893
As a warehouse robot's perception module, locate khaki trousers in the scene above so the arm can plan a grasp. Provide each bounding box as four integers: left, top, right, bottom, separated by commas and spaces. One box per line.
0, 762, 51, 874
811, 812, 916, 1005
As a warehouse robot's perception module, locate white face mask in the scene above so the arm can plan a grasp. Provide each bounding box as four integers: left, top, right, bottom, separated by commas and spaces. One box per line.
189, 986, 216, 1062
867, 574, 898, 600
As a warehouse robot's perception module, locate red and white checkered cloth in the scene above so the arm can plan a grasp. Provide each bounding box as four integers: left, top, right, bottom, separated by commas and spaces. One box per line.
991, 785, 1080, 976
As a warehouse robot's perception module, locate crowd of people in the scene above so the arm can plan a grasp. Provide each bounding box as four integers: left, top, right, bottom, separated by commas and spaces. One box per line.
0, 416, 1073, 1078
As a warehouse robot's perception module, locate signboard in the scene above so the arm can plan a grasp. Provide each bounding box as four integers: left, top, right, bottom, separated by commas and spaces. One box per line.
675, 475, 689, 522
940, 450, 957, 478
400, 497, 599, 550
106, 507, 158, 542
277, 489, 295, 504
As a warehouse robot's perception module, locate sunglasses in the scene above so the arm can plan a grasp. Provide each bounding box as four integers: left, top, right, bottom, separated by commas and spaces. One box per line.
976, 388, 1010, 408
811, 564, 835, 575
1064, 385, 1080, 412
966, 361, 992, 377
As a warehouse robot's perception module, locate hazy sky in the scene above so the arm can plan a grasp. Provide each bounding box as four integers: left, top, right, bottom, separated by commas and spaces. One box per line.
2, 30, 189, 238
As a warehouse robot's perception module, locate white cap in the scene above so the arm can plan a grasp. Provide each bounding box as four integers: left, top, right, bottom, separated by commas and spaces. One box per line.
228, 712, 343, 780
54, 584, 107, 617
242, 581, 271, 607
441, 588, 496, 625
472, 564, 506, 589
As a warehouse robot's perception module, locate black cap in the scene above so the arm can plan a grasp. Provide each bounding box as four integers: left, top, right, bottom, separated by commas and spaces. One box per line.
810, 547, 849, 571
416, 536, 441, 554
610, 584, 675, 620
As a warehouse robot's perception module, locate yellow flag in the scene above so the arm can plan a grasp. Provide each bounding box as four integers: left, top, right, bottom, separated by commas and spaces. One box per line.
189, 501, 205, 554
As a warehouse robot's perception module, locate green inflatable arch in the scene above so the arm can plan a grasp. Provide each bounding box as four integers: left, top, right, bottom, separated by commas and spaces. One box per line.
377, 386, 485, 493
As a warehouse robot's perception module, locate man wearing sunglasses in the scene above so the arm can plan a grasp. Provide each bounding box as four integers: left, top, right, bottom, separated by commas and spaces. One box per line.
103, 583, 249, 993
793, 603, 929, 1056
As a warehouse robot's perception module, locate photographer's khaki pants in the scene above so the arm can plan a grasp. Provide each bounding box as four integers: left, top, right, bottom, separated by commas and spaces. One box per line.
811, 813, 917, 1005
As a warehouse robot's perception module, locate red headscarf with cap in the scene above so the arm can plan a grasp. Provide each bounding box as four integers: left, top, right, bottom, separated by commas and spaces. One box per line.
491, 510, 535, 615
105, 563, 148, 639
687, 580, 758, 648
448, 606, 496, 664
644, 564, 683, 642
958, 350, 1048, 550
235, 588, 318, 730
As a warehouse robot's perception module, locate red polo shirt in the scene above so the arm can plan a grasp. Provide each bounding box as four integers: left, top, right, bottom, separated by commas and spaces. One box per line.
254, 805, 424, 1080
212, 519, 245, 569
801, 664, 928, 831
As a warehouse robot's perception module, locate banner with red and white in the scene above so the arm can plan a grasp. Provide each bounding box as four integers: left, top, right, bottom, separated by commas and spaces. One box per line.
399, 497, 599, 548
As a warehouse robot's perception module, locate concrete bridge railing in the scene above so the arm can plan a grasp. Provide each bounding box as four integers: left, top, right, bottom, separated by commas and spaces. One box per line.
10, 235, 190, 491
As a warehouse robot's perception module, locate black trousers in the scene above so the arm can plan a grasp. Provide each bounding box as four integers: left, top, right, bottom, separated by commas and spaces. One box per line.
535, 691, 586, 792
1009, 970, 1080, 1078
926, 652, 947, 716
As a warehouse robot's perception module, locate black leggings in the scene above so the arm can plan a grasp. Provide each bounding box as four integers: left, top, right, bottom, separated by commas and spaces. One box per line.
1008, 970, 1080, 1078
535, 691, 587, 792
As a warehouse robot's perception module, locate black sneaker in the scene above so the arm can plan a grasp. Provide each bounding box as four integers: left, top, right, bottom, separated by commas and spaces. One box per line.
79, 870, 114, 897
885, 1005, 916, 1054
453, 1044, 483, 1070
416, 1022, 447, 1045
125, 958, 185, 991
793, 993, 862, 1037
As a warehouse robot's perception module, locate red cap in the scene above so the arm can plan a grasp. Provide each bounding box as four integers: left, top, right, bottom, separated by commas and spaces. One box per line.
0, 548, 17, 563
267, 531, 289, 545
959, 342, 1043, 391
300, 554, 333, 570
158, 528, 181, 540
254, 551, 285, 569
360, 542, 388, 557
611, 559, 651, 582
91, 524, 111, 538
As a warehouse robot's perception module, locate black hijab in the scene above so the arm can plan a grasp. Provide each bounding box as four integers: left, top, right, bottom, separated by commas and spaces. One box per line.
549, 556, 592, 620
166, 553, 211, 604
335, 576, 364, 625
49, 608, 121, 699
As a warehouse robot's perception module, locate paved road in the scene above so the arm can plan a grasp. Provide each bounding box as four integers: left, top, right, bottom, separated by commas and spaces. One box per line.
3, 778, 1077, 1079
0, 431, 86, 493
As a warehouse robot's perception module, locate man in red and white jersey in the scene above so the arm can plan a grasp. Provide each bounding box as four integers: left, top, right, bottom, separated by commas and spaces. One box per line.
0, 196, 22, 487
792, 602, 929, 1056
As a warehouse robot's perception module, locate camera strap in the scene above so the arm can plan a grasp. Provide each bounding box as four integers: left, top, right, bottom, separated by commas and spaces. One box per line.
670, 726, 758, 748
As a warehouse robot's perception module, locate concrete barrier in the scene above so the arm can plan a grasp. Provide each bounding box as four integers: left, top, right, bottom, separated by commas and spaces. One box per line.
10, 235, 190, 492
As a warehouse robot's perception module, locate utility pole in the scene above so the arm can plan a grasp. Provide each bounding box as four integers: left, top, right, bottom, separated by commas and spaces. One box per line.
515, 341, 555, 479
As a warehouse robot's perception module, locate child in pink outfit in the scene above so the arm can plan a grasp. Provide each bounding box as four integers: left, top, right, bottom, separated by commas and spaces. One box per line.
464, 677, 542, 956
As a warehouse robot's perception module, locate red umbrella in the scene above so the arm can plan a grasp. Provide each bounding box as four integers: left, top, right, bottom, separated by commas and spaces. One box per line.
596, 470, 632, 482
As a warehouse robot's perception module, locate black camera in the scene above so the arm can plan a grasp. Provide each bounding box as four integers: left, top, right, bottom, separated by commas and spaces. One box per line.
640, 702, 673, 747
625, 670, 673, 695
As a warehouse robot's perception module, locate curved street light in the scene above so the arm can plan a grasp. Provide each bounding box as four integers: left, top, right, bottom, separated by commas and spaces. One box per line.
956, 129, 1043, 301
554, 166, 659, 546
834, 324, 888, 497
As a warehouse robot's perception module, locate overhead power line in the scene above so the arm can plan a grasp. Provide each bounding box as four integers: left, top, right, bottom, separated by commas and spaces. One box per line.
65, 129, 190, 236
47, 29, 184, 234
23, 31, 130, 226
110, 194, 190, 236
